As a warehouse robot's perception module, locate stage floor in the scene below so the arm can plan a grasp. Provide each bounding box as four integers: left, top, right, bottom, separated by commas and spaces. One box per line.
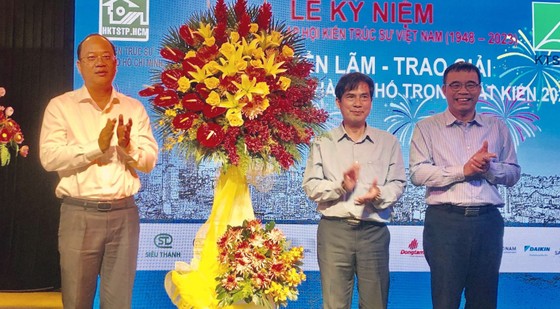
0, 292, 62, 309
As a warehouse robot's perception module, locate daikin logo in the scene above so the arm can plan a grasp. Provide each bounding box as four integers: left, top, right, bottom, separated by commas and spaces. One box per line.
524, 245, 550, 252
100, 0, 149, 41
532, 2, 560, 51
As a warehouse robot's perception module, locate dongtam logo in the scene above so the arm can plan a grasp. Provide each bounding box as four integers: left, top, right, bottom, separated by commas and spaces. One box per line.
100, 0, 149, 41
154, 233, 173, 249
532, 2, 560, 51
400, 239, 424, 256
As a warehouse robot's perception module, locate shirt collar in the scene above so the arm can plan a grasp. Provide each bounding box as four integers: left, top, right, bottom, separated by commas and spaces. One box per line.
443, 108, 484, 127
334, 123, 375, 144
77, 86, 120, 109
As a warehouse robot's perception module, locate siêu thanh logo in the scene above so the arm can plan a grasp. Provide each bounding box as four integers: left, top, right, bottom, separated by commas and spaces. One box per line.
154, 233, 173, 249
100, 0, 149, 42
532, 2, 560, 52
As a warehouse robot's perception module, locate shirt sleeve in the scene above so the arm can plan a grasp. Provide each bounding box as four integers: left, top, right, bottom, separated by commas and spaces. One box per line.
115, 105, 158, 174
482, 121, 521, 186
409, 122, 466, 187
39, 98, 104, 172
372, 139, 407, 209
302, 140, 347, 203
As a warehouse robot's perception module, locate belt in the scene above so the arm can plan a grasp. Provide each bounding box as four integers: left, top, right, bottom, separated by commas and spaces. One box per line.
62, 196, 135, 212
431, 204, 499, 217
321, 216, 385, 226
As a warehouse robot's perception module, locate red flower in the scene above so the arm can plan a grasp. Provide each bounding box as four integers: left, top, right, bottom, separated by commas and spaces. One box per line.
172, 112, 197, 130
139, 84, 164, 97
161, 69, 183, 89
257, 2, 272, 31
12, 132, 24, 144
0, 127, 11, 143
181, 93, 205, 111
154, 90, 179, 107
202, 105, 226, 118
160, 47, 185, 62
196, 123, 224, 148
179, 25, 202, 46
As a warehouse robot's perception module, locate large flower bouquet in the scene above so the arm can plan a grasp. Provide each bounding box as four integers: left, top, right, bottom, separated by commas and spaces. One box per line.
139, 0, 327, 174
0, 87, 29, 166
216, 219, 305, 307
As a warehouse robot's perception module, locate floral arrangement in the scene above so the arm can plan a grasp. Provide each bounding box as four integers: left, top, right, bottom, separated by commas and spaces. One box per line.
139, 0, 327, 174
216, 219, 306, 307
0, 87, 29, 166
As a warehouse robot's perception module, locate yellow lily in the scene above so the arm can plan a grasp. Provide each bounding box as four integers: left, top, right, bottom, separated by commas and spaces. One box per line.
232, 74, 270, 101
187, 64, 209, 83
195, 22, 215, 47
253, 53, 286, 78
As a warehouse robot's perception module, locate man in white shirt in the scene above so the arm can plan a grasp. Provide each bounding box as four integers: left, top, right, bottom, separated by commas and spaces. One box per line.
40, 34, 158, 308
302, 72, 406, 309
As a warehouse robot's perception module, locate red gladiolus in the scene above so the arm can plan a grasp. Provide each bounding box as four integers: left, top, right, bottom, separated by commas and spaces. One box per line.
214, 0, 228, 24
202, 105, 226, 118
257, 2, 272, 31
172, 112, 197, 130
234, 0, 247, 20
237, 13, 251, 38
196, 123, 224, 148
182, 93, 205, 111
213, 22, 228, 45
154, 90, 179, 107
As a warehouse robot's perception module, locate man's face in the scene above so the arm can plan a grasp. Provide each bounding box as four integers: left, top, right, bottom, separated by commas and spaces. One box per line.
76, 36, 117, 88
443, 70, 481, 120
336, 82, 372, 127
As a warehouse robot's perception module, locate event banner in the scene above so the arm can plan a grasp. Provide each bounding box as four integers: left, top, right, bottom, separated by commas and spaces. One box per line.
74, 0, 560, 271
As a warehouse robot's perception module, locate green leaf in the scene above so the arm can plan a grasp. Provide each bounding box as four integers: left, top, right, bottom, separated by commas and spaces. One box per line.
0, 144, 11, 166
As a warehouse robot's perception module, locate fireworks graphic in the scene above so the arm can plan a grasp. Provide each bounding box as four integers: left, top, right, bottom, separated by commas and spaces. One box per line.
479, 91, 541, 149
315, 82, 342, 129
384, 94, 434, 144
497, 29, 560, 108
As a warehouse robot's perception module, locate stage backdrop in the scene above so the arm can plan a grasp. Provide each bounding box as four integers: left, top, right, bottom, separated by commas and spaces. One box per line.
75, 1, 560, 308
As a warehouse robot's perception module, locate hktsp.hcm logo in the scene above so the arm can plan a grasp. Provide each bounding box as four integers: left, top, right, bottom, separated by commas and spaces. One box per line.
533, 2, 560, 51
100, 0, 149, 41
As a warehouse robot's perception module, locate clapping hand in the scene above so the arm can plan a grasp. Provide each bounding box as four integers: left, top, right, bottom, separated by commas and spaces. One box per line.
117, 114, 133, 148
342, 162, 360, 192
464, 141, 497, 177
98, 118, 116, 152
355, 179, 381, 205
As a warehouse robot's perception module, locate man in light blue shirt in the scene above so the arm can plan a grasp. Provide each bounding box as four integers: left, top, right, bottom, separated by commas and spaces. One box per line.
303, 72, 406, 309
409, 61, 521, 309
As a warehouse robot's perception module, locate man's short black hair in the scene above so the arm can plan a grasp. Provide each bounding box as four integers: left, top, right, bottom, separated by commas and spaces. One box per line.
335, 72, 374, 100
443, 61, 481, 84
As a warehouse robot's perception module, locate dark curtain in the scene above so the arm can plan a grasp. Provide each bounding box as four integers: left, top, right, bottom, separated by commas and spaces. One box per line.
0, 0, 74, 290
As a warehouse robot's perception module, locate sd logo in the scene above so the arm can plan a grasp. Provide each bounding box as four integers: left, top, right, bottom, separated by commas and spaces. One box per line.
154, 233, 173, 248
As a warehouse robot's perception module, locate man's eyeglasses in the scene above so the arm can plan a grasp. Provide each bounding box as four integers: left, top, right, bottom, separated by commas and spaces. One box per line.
80, 54, 115, 64
444, 81, 480, 91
